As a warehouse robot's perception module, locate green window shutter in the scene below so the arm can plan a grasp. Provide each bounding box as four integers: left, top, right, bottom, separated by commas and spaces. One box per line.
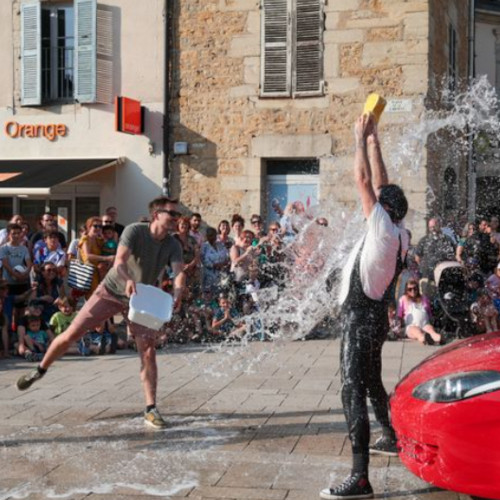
75, 0, 97, 103
20, 0, 41, 106
261, 0, 291, 96
294, 0, 324, 95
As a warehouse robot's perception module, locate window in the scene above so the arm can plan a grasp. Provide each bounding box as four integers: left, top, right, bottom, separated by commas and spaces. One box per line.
21, 0, 97, 106
261, 0, 324, 97
448, 23, 457, 94
41, 6, 74, 102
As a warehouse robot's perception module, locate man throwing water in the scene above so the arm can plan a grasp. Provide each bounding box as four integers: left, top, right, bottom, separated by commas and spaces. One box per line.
17, 196, 186, 430
320, 114, 408, 499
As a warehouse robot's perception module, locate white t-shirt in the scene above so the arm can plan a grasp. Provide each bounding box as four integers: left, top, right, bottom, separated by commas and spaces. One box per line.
339, 203, 408, 305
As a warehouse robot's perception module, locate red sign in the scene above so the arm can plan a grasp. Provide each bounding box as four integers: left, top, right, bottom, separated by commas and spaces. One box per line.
115, 96, 143, 135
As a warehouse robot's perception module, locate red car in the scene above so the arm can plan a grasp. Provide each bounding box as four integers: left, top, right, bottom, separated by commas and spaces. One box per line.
390, 332, 500, 500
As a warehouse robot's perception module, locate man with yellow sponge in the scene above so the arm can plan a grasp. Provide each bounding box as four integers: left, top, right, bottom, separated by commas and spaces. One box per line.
320, 99, 408, 500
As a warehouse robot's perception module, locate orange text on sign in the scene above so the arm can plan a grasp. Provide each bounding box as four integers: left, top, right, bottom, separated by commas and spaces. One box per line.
4, 121, 67, 141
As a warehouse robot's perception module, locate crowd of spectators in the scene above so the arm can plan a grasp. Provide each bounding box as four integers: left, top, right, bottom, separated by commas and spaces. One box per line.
389, 215, 500, 344
0, 202, 326, 360
2, 205, 500, 360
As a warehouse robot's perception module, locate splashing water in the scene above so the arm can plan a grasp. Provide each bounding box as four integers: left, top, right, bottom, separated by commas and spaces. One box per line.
185, 76, 500, 374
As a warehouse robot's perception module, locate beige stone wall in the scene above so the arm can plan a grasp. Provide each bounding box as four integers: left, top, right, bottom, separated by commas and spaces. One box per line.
171, 0, 437, 235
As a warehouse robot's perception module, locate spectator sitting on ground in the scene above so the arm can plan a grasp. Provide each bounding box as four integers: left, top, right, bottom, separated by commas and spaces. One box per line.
387, 302, 403, 341
211, 293, 246, 341
397, 278, 442, 345
471, 288, 499, 333
49, 296, 79, 355
18, 314, 54, 362
87, 320, 117, 355
32, 261, 65, 324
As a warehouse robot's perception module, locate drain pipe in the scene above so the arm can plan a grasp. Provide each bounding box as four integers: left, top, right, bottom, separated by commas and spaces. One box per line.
162, 0, 172, 196
467, 0, 476, 220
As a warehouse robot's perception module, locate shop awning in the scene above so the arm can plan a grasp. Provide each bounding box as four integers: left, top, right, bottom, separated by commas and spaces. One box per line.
0, 158, 123, 195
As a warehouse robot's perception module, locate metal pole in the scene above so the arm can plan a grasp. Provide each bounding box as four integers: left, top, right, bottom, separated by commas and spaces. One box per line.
467, 0, 476, 220
162, 0, 171, 196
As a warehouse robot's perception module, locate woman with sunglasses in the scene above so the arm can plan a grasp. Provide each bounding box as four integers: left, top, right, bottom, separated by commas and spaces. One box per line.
397, 278, 442, 345
32, 262, 65, 323
77, 217, 113, 298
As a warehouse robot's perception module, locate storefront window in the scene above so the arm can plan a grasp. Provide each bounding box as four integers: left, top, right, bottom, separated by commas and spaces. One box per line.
19, 199, 47, 235
0, 198, 14, 229
75, 197, 100, 232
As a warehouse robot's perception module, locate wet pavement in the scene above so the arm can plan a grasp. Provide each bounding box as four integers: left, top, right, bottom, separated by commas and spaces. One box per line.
0, 338, 469, 500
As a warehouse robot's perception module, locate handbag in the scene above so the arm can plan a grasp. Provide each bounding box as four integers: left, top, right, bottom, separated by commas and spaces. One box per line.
67, 259, 95, 292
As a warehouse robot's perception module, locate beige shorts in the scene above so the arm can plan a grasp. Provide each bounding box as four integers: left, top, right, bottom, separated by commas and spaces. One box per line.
70, 282, 159, 341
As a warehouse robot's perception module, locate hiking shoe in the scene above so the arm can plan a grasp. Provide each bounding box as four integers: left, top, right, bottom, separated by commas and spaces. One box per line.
144, 408, 168, 429
320, 473, 373, 499
369, 435, 398, 456
17, 368, 45, 391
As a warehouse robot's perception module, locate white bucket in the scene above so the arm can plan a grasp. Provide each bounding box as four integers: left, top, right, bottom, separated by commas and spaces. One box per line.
128, 283, 173, 330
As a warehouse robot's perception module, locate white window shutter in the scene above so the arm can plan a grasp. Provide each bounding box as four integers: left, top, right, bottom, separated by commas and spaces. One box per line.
261, 0, 291, 96
20, 0, 41, 106
294, 0, 324, 95
75, 0, 97, 103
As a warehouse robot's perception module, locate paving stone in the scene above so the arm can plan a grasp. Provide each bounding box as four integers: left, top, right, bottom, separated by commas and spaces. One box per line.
0, 339, 455, 499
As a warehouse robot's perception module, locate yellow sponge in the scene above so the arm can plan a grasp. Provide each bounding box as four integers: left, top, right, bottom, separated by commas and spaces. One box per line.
363, 93, 387, 123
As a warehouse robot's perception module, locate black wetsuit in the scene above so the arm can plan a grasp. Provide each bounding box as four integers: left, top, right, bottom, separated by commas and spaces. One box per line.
340, 239, 402, 474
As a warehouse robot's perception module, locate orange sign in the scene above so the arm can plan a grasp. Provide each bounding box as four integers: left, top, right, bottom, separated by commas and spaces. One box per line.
4, 121, 67, 141
115, 96, 143, 135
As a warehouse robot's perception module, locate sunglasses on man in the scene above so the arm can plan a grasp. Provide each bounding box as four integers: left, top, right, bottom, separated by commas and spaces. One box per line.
157, 209, 182, 218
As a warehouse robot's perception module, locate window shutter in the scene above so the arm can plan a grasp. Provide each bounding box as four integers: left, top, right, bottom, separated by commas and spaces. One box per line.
294, 0, 323, 95
75, 0, 97, 103
261, 0, 291, 96
20, 0, 41, 106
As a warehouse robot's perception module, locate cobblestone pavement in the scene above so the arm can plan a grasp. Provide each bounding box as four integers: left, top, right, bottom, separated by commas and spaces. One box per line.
0, 339, 470, 500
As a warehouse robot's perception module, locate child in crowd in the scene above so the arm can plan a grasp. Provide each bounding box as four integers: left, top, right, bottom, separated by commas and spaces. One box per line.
212, 293, 246, 341
97, 225, 117, 281
16, 300, 53, 357
87, 320, 117, 355
19, 315, 53, 362
471, 289, 499, 333
49, 296, 79, 354
387, 302, 403, 341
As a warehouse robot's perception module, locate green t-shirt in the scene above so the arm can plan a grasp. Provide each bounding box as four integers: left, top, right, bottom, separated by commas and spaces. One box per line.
103, 223, 183, 303
50, 311, 77, 336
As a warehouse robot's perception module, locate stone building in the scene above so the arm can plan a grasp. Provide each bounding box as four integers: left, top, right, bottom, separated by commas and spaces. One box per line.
474, 0, 500, 220
169, 0, 471, 236
0, 0, 474, 239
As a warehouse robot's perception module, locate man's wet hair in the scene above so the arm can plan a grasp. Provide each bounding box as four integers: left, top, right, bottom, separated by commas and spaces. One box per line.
378, 184, 408, 222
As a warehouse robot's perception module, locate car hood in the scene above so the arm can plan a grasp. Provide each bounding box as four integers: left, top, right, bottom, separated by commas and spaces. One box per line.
396, 332, 500, 388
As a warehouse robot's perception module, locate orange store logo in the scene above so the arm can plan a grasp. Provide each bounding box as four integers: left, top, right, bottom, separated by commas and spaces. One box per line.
4, 121, 67, 141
